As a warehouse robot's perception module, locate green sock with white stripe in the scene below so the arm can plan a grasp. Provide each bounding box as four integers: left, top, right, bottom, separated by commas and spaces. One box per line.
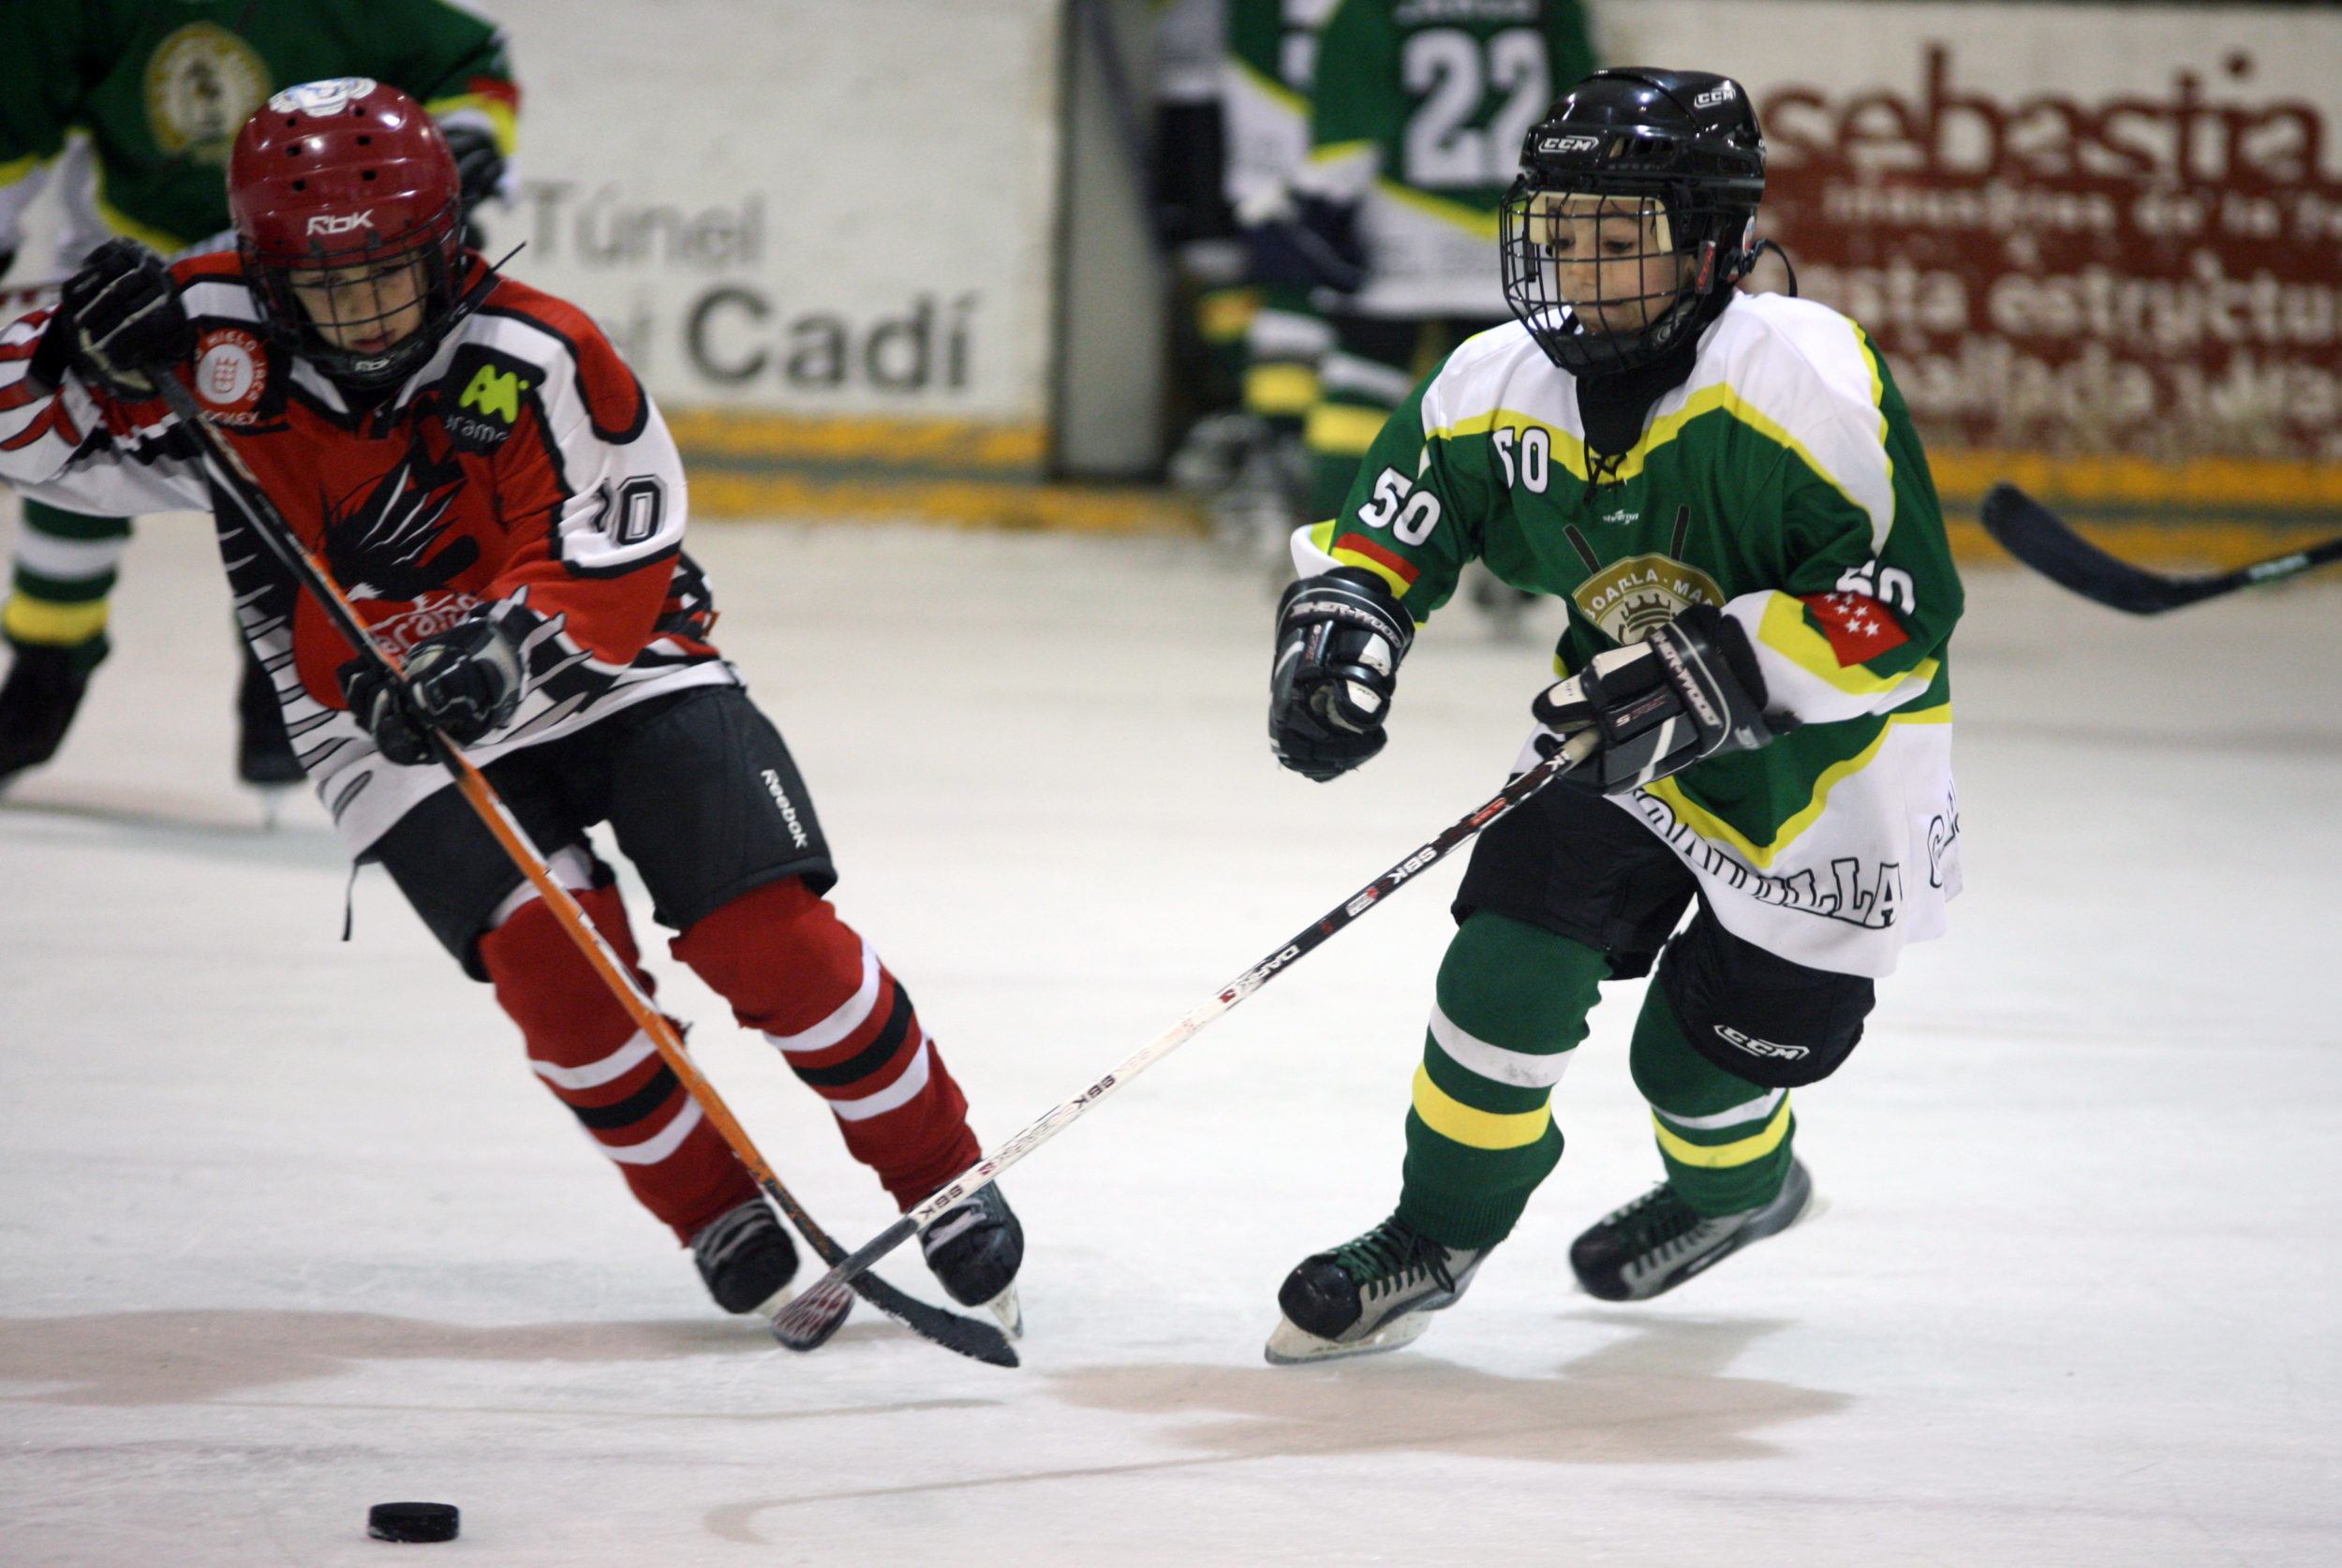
1395, 911, 1608, 1250
1630, 989, 1798, 1218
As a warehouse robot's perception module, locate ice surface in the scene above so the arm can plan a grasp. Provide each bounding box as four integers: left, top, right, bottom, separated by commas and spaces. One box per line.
4, 514, 2338, 1566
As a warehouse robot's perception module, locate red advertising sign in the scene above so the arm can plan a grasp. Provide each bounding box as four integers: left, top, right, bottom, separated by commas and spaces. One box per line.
1738, 35, 2341, 510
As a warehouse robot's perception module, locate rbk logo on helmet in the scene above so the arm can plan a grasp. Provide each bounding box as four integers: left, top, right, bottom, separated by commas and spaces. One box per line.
306, 211, 377, 236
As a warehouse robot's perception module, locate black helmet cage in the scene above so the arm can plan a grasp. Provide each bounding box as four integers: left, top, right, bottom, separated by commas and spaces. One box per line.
1500, 69, 1766, 377
245, 212, 465, 392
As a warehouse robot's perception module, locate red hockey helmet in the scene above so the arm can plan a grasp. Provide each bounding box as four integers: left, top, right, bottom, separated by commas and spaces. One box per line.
229, 79, 468, 388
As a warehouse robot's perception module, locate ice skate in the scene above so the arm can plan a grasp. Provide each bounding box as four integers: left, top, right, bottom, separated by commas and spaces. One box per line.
0, 640, 100, 790
689, 1198, 799, 1316
1570, 1157, 1814, 1302
920, 1183, 1024, 1336
1265, 1214, 1487, 1365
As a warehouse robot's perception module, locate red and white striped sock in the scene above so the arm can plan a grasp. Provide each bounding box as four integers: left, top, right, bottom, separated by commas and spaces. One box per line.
674, 877, 981, 1208
479, 877, 756, 1242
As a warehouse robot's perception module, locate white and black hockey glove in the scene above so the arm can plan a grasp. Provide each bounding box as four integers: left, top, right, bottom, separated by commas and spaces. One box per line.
342, 616, 528, 767
1269, 567, 1414, 782
1532, 603, 1790, 794
31, 238, 195, 399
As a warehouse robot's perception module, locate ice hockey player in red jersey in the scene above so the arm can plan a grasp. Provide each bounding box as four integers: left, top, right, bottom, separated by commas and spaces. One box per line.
0, 80, 1023, 1328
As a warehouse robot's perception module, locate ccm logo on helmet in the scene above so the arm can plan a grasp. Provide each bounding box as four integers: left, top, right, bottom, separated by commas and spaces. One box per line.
306, 210, 376, 236
1538, 133, 1600, 155
1693, 82, 1738, 110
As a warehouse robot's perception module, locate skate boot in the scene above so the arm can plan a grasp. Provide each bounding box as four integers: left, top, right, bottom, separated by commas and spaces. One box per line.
0, 637, 103, 789
1570, 1157, 1814, 1302
235, 644, 304, 788
920, 1183, 1024, 1336
689, 1199, 800, 1316
1265, 1214, 1487, 1365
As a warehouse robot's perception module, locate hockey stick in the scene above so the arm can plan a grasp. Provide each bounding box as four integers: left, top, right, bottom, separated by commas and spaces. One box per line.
153, 374, 1017, 1368
1979, 482, 2342, 614
771, 726, 1603, 1352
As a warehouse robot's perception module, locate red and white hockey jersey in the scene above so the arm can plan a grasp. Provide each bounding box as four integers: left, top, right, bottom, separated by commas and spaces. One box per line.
0, 254, 734, 852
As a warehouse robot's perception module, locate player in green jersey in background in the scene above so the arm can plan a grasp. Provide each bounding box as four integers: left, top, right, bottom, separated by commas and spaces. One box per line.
1262, 69, 1964, 1363
0, 0, 517, 792
1271, 0, 1593, 623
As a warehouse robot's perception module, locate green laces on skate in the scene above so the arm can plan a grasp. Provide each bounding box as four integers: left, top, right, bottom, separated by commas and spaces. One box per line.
1331, 1220, 1454, 1294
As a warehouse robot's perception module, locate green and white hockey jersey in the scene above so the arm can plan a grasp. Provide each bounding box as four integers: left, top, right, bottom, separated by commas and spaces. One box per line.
0, 0, 516, 264
1296, 291, 1964, 978
1297, 0, 1594, 317
1223, 0, 1339, 215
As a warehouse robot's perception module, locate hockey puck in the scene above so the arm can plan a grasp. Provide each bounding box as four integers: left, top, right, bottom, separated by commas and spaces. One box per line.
367, 1501, 459, 1543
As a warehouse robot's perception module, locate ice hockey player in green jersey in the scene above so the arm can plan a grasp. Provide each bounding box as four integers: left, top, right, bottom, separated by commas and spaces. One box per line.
1280, 0, 1593, 518
1262, 68, 1963, 1363
0, 0, 517, 793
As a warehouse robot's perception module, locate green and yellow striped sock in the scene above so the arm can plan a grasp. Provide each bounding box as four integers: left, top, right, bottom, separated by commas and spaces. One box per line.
6, 501, 130, 664
1629, 989, 1797, 1218
1396, 912, 1608, 1250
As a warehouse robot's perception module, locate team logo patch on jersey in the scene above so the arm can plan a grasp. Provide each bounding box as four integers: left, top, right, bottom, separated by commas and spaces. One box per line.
438, 348, 539, 452
193, 328, 269, 421
147, 25, 272, 162
1572, 554, 1726, 643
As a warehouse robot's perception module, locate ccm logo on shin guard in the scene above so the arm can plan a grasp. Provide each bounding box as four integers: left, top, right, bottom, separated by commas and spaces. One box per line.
760, 768, 810, 849
1714, 1025, 1809, 1061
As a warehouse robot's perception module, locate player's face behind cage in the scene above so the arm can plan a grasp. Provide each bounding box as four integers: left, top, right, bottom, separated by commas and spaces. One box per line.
286, 254, 432, 355
1501, 183, 1723, 377
1521, 192, 1688, 336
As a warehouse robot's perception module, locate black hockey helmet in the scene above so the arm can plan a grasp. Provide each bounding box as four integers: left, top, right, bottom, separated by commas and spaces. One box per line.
1499, 68, 1766, 377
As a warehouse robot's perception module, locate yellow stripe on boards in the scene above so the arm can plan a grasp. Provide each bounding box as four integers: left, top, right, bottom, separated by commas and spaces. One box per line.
1306, 401, 1386, 457
1756, 591, 1942, 698
1411, 1065, 1551, 1151
1645, 702, 1950, 869
1652, 1096, 1793, 1169
3, 594, 110, 644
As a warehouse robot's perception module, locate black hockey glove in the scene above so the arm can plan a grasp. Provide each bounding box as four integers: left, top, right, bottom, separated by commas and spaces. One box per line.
30, 239, 195, 398
1243, 192, 1367, 295
341, 616, 527, 766
441, 124, 507, 246
1532, 603, 1791, 795
1269, 567, 1414, 782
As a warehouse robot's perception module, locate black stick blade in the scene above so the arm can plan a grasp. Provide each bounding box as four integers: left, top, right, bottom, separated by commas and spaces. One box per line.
1977, 483, 2211, 614
777, 1275, 1018, 1368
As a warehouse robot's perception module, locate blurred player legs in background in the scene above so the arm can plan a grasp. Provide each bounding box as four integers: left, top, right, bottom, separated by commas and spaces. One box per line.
0, 0, 520, 795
